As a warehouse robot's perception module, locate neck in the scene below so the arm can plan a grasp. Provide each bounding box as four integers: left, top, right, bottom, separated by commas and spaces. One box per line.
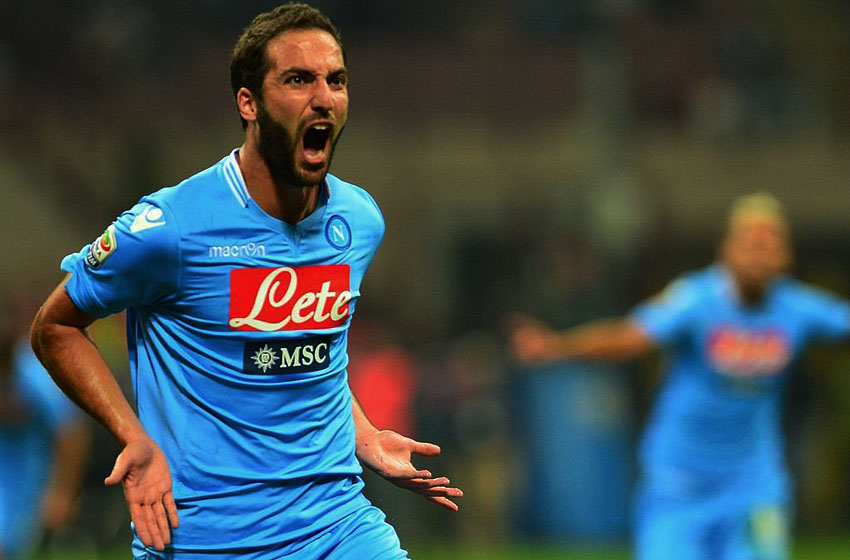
736, 281, 766, 306
236, 144, 320, 225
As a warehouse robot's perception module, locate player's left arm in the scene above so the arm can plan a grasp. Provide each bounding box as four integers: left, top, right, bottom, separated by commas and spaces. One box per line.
799, 286, 850, 344
351, 394, 463, 511
41, 418, 90, 533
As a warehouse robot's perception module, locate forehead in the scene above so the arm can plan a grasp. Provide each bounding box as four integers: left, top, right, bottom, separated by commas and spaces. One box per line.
265, 29, 344, 72
728, 216, 789, 241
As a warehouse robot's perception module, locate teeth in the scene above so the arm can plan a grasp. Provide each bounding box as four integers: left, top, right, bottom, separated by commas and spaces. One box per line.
312, 124, 329, 130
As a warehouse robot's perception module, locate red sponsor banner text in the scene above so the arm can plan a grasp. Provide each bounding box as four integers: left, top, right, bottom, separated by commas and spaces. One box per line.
229, 265, 352, 332
707, 325, 791, 378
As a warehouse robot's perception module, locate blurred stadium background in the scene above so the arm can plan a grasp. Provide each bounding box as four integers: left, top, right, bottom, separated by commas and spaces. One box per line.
3, 0, 850, 558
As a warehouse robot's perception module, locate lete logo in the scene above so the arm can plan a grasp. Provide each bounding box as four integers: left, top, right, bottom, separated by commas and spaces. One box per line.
229, 265, 352, 331
708, 326, 791, 378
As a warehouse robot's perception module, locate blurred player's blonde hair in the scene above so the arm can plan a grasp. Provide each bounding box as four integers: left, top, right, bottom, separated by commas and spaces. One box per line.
727, 192, 787, 232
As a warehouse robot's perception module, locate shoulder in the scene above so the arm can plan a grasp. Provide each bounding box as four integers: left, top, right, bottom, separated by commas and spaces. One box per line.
145, 155, 234, 216
328, 175, 381, 211
630, 268, 711, 341
122, 154, 239, 242
96, 160, 229, 264
775, 276, 848, 314
326, 175, 384, 230
653, 267, 717, 308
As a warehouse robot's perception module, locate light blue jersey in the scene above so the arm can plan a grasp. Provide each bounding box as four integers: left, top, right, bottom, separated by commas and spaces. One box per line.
630, 264, 850, 559
0, 341, 79, 559
633, 265, 850, 476
61, 151, 404, 557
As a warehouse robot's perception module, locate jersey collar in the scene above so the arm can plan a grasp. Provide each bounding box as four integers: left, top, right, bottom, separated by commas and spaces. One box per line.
223, 148, 333, 208
223, 148, 332, 231
224, 148, 250, 207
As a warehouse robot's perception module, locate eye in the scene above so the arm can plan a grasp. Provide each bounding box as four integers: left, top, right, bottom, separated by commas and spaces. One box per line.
286, 75, 304, 85
329, 73, 347, 88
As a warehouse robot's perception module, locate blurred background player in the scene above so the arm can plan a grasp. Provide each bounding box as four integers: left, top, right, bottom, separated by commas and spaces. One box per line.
510, 192, 850, 560
0, 321, 89, 560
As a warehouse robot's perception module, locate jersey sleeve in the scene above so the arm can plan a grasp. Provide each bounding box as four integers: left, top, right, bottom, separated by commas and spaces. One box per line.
353, 183, 385, 251
797, 285, 850, 343
61, 199, 180, 318
630, 277, 701, 345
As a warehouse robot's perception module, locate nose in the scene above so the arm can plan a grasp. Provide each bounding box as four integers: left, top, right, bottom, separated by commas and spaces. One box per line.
310, 80, 333, 114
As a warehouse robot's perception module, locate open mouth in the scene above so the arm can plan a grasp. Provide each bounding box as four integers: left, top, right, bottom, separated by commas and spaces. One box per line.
302, 123, 331, 162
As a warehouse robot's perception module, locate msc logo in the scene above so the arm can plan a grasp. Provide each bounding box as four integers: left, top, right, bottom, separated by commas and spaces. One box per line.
244, 335, 332, 374
325, 215, 351, 251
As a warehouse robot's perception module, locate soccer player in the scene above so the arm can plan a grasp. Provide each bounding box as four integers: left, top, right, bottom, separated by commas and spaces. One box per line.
510, 193, 850, 560
0, 334, 89, 560
30, 4, 461, 559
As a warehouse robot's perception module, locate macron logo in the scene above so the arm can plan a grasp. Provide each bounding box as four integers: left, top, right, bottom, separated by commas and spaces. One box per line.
130, 206, 167, 233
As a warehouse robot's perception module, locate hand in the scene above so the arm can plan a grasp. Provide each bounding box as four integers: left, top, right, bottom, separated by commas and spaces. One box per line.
507, 313, 559, 363
105, 437, 179, 550
356, 430, 463, 512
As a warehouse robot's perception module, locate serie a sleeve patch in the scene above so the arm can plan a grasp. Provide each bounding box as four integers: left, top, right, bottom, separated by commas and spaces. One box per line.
85, 224, 118, 269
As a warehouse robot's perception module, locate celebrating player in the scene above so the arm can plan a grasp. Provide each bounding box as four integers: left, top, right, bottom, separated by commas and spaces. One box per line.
510, 193, 850, 560
30, 4, 461, 559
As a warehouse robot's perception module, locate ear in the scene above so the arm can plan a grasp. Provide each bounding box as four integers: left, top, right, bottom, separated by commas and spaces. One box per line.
236, 87, 259, 125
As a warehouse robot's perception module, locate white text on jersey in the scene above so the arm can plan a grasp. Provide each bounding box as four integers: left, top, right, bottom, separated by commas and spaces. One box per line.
209, 243, 267, 258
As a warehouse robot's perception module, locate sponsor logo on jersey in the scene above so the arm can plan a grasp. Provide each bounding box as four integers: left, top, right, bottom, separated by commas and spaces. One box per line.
208, 243, 267, 258
130, 205, 167, 233
244, 335, 332, 374
229, 265, 352, 332
85, 224, 117, 268
325, 215, 351, 251
707, 325, 791, 378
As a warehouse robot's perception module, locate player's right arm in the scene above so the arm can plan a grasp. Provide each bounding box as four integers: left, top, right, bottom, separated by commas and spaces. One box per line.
30, 197, 182, 551
31, 279, 178, 550
509, 314, 656, 364
510, 276, 699, 365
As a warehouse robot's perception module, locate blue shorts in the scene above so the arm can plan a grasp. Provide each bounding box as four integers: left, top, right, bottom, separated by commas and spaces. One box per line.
0, 482, 38, 560
132, 503, 407, 559
633, 465, 790, 560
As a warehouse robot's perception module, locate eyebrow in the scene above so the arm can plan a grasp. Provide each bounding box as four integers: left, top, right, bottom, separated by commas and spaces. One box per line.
279, 66, 348, 78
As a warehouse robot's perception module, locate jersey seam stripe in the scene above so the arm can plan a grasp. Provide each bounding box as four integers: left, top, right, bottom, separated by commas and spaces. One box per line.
225, 162, 247, 207
224, 154, 249, 207
152, 197, 184, 301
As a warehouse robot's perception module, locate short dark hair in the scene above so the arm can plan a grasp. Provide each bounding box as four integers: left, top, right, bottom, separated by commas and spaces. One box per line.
230, 3, 345, 129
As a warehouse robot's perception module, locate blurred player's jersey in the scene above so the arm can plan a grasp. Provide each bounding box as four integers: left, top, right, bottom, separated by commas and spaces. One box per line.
0, 340, 79, 558
61, 150, 385, 555
632, 264, 850, 482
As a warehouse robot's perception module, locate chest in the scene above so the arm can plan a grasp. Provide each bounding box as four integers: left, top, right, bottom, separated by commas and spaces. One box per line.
165, 218, 371, 336
690, 306, 805, 381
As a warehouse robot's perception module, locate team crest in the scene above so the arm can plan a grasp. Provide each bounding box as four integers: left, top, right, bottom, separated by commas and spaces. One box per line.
85, 224, 117, 269
325, 215, 351, 251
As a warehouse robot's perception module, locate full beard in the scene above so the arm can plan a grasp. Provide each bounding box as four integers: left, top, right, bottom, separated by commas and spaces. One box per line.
255, 101, 341, 188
